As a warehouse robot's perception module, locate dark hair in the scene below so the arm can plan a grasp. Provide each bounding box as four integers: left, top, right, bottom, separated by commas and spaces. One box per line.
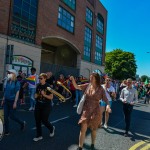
31, 67, 36, 72
91, 72, 101, 87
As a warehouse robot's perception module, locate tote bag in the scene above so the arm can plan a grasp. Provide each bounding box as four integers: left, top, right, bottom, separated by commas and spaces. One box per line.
77, 84, 90, 115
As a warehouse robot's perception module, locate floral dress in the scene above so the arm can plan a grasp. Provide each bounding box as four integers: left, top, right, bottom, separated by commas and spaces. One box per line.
79, 84, 108, 130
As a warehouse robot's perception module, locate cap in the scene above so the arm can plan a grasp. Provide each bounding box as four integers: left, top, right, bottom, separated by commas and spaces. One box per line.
8, 69, 17, 76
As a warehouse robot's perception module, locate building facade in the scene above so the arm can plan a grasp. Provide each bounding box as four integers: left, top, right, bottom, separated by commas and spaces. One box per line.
0, 0, 107, 81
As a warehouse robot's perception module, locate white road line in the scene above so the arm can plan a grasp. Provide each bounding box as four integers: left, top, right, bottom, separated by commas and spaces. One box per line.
113, 119, 124, 128
32, 116, 70, 130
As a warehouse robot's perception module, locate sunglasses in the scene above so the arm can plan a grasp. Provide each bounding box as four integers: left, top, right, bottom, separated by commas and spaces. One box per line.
39, 78, 43, 80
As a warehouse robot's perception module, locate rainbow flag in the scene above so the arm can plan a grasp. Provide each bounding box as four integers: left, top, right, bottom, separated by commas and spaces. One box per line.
26, 76, 36, 85
80, 77, 89, 83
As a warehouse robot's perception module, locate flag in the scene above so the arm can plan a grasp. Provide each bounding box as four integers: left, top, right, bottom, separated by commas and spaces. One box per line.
26, 76, 36, 85
144, 78, 148, 85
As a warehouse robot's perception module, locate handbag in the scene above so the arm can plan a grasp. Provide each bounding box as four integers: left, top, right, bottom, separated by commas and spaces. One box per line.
77, 84, 90, 115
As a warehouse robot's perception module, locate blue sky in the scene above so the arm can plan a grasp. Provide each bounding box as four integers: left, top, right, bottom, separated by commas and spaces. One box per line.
100, 0, 150, 77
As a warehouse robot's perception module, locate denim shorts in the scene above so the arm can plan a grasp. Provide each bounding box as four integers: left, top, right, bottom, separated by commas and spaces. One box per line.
100, 100, 112, 108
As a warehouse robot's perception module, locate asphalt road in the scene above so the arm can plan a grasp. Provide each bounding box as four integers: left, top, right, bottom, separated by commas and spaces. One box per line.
0, 99, 150, 150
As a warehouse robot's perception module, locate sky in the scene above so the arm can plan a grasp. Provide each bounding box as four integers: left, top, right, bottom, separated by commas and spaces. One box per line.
100, 0, 150, 77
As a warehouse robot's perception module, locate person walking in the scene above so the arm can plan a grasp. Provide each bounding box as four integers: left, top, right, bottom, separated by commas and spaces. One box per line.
33, 73, 55, 141
100, 77, 116, 129
70, 73, 111, 150
27, 67, 39, 111
1, 69, 26, 135
120, 78, 138, 137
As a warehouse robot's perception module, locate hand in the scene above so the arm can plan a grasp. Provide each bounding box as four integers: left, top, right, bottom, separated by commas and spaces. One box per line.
106, 105, 112, 113
1, 100, 4, 107
41, 91, 46, 96
130, 101, 135, 105
122, 99, 127, 103
69, 76, 74, 81
13, 101, 17, 109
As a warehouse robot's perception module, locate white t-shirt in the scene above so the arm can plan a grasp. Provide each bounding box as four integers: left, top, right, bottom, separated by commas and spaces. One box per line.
102, 84, 115, 101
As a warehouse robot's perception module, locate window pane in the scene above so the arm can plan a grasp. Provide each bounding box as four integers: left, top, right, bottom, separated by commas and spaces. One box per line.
57, 7, 75, 33
62, 0, 76, 10
11, 0, 38, 43
86, 8, 93, 25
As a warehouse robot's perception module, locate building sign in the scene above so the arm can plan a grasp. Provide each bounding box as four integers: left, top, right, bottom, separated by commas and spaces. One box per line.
12, 55, 33, 67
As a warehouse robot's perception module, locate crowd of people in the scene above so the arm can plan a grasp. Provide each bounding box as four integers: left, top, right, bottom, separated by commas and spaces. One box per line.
1, 67, 150, 150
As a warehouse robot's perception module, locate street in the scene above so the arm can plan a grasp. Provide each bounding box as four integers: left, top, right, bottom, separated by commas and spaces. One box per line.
0, 99, 150, 150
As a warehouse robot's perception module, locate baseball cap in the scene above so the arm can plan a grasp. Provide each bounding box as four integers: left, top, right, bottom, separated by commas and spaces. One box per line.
8, 69, 17, 76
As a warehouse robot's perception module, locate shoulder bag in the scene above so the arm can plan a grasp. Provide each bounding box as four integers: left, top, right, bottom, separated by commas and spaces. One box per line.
77, 84, 90, 115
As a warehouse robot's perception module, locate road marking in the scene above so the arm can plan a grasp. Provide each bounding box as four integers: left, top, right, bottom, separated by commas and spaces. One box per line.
129, 140, 150, 150
32, 116, 70, 130
140, 143, 150, 150
113, 119, 124, 128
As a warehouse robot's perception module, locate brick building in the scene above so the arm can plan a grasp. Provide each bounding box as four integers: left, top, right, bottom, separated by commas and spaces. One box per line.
0, 0, 107, 82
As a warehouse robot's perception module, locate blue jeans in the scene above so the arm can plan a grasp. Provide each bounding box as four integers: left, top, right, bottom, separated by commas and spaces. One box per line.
4, 100, 23, 133
75, 90, 83, 105
29, 88, 36, 108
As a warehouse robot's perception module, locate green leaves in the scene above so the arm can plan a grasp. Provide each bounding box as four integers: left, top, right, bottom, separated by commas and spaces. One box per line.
105, 49, 137, 80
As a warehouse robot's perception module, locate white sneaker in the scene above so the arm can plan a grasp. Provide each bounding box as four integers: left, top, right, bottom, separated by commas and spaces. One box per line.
104, 124, 108, 129
33, 136, 43, 142
50, 126, 55, 137
29, 107, 33, 111
73, 104, 77, 107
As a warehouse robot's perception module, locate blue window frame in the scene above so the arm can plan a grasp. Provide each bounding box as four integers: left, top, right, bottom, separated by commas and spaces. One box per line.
11, 0, 38, 43
58, 6, 75, 33
62, 0, 76, 10
86, 7, 93, 25
97, 14, 104, 34
95, 35, 102, 65
83, 27, 92, 61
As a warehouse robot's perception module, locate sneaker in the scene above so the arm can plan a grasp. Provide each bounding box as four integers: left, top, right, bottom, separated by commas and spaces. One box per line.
76, 147, 82, 150
21, 121, 26, 131
73, 104, 77, 107
29, 107, 33, 111
104, 124, 108, 129
33, 136, 43, 142
91, 144, 95, 150
50, 126, 55, 137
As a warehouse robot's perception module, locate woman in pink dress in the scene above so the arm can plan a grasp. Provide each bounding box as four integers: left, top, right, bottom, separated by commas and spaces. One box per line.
70, 73, 111, 150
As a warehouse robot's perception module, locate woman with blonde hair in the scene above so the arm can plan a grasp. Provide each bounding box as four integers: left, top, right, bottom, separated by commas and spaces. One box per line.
70, 73, 111, 150
33, 73, 54, 142
1, 69, 26, 135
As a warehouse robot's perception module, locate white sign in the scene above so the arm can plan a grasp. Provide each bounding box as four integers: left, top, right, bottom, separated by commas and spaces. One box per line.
12, 55, 33, 67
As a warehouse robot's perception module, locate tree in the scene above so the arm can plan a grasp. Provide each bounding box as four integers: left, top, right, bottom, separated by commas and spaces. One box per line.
105, 49, 137, 80
140, 75, 149, 82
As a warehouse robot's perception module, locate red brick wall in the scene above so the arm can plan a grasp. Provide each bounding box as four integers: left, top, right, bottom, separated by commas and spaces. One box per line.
36, 0, 107, 64
0, 0, 107, 64
0, 0, 11, 35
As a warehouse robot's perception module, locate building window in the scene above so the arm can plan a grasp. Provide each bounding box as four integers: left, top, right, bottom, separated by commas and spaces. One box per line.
11, 0, 38, 43
58, 6, 75, 33
97, 14, 104, 34
84, 27, 92, 61
86, 7, 93, 25
95, 35, 102, 65
62, 0, 76, 10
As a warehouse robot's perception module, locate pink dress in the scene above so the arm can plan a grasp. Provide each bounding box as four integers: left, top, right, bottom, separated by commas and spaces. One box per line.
79, 84, 108, 130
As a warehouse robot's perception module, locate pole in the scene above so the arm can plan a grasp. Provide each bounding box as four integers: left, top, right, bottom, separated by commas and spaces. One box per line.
3, 0, 12, 78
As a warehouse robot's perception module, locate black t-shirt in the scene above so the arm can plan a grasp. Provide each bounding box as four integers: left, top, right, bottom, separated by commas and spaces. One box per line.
46, 76, 55, 86
36, 83, 52, 103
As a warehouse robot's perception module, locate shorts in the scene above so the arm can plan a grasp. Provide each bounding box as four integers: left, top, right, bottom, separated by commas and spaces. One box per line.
100, 100, 112, 108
